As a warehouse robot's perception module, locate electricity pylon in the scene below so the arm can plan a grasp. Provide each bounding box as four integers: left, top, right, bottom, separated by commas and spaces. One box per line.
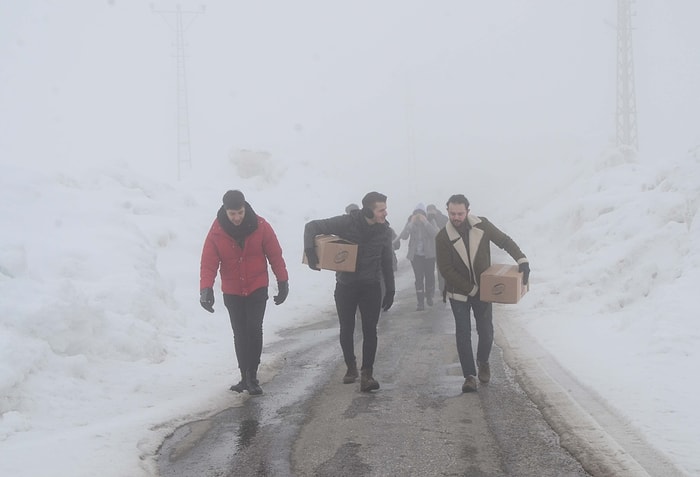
153, 4, 204, 179
616, 0, 638, 157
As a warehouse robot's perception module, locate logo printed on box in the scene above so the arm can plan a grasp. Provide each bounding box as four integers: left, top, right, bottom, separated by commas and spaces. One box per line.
302, 235, 358, 272
480, 264, 528, 304
334, 250, 350, 264
491, 283, 507, 296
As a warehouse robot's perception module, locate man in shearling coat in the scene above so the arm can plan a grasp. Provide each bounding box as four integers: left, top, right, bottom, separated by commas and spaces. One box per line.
435, 194, 530, 393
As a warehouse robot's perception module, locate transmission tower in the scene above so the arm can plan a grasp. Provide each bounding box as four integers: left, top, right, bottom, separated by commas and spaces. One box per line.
405, 85, 417, 188
616, 0, 638, 156
153, 4, 204, 179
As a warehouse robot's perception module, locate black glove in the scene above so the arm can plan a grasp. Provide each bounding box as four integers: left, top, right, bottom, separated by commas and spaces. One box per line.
382, 289, 395, 311
274, 280, 289, 305
519, 262, 530, 286
200, 287, 215, 313
305, 247, 320, 270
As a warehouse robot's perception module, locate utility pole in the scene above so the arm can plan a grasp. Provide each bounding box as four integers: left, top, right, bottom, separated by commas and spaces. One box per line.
616, 0, 639, 157
405, 86, 417, 188
152, 3, 204, 179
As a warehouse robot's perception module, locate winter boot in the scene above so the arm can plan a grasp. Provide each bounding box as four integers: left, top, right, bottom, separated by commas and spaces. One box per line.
477, 361, 491, 384
416, 291, 425, 311
426, 293, 434, 307
462, 375, 478, 393
229, 369, 248, 393
246, 368, 263, 395
343, 361, 359, 384
360, 368, 380, 392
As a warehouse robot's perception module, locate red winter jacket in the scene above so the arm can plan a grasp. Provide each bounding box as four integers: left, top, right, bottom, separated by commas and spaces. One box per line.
200, 215, 288, 296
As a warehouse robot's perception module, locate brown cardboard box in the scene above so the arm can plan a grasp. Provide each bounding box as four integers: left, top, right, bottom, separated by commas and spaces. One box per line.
480, 264, 529, 304
302, 235, 358, 272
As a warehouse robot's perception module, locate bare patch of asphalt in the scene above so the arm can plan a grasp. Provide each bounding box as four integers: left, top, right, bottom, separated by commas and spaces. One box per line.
156, 285, 684, 476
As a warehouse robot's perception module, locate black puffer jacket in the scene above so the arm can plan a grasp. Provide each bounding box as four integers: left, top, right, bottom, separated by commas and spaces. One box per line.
304, 209, 395, 290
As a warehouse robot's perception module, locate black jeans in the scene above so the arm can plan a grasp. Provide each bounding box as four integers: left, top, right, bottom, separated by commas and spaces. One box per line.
334, 281, 382, 370
223, 287, 268, 374
449, 296, 493, 377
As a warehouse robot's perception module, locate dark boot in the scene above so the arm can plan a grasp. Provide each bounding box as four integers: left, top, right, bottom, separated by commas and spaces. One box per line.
246, 368, 263, 395
416, 291, 425, 311
360, 368, 380, 392
229, 369, 248, 393
462, 375, 478, 393
477, 361, 491, 384
343, 361, 359, 384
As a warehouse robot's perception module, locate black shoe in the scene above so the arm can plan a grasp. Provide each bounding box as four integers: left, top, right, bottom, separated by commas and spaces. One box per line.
462, 375, 478, 393
247, 379, 263, 395
246, 369, 263, 395
360, 369, 380, 392
477, 362, 491, 384
343, 363, 359, 384
229, 379, 247, 393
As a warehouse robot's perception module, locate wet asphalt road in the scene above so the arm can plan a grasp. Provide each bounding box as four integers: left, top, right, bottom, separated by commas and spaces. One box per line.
156, 286, 679, 477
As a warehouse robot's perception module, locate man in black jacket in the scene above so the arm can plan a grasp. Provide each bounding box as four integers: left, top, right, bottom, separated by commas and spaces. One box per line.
304, 191, 395, 392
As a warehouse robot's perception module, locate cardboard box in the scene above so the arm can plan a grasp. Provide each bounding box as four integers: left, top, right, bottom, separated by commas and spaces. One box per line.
480, 264, 529, 304
303, 235, 358, 272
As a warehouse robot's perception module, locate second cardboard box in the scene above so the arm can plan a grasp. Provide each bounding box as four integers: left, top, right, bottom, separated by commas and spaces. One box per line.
480, 264, 529, 304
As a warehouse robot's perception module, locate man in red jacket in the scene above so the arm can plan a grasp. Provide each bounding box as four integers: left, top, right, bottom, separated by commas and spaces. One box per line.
200, 190, 289, 395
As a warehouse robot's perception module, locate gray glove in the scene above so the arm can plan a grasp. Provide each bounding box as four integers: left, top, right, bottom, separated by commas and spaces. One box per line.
200, 287, 214, 313
274, 280, 289, 305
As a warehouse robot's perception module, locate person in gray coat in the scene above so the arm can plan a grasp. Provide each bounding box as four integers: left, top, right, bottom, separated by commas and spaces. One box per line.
397, 203, 440, 310
427, 203, 449, 295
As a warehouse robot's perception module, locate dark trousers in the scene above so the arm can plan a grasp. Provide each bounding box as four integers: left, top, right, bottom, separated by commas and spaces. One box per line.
223, 288, 268, 374
334, 281, 382, 370
411, 255, 436, 297
449, 296, 493, 378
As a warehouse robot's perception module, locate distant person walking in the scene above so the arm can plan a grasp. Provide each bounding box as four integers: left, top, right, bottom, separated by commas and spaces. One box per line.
427, 203, 449, 295
396, 203, 440, 311
304, 192, 395, 392
199, 190, 289, 395
435, 194, 529, 393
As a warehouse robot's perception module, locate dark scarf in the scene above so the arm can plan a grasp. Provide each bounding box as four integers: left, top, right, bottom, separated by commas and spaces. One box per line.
455, 220, 471, 240
216, 202, 259, 248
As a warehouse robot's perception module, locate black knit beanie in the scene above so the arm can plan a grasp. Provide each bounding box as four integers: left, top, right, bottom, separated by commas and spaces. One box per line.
222, 190, 245, 210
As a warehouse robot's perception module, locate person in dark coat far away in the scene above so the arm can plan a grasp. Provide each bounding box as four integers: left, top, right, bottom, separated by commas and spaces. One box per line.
199, 190, 289, 396
304, 192, 395, 392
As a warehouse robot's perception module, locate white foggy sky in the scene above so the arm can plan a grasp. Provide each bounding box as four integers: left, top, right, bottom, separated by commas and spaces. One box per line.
1, 0, 699, 196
